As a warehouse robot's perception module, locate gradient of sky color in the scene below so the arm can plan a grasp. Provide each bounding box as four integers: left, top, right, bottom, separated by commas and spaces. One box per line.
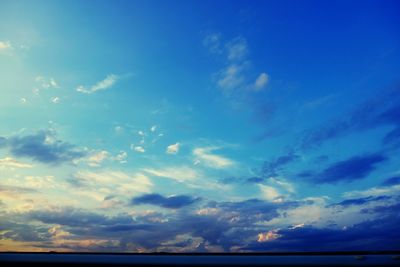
0, 0, 400, 252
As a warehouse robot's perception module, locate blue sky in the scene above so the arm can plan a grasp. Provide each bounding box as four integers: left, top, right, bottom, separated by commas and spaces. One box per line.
1, 0, 400, 252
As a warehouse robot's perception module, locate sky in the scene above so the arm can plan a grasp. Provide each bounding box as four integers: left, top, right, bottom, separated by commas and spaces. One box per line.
0, 0, 400, 252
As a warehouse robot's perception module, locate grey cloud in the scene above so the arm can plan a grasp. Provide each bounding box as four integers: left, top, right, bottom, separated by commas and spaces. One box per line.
0, 131, 86, 165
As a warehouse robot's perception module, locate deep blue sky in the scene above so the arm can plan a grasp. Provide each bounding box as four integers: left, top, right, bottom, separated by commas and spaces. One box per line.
0, 0, 399, 252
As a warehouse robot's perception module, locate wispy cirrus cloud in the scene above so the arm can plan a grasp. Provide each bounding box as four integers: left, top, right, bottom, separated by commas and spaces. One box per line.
143, 166, 198, 182
76, 74, 120, 94
204, 34, 270, 94
193, 146, 235, 169
0, 157, 33, 169
254, 72, 269, 91
68, 170, 153, 202
35, 76, 59, 90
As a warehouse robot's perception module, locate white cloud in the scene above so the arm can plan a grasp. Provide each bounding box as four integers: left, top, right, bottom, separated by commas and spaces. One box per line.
343, 184, 400, 198
150, 125, 157, 132
0, 41, 13, 55
113, 150, 127, 164
254, 72, 269, 91
226, 37, 248, 61
72, 171, 153, 196
76, 74, 119, 94
0, 157, 33, 169
19, 98, 27, 104
132, 145, 145, 153
259, 184, 281, 201
50, 78, 59, 88
35, 76, 60, 90
217, 63, 246, 91
84, 150, 109, 167
143, 166, 198, 182
25, 175, 56, 189
268, 177, 295, 194
0, 41, 12, 50
166, 142, 180, 154
50, 97, 60, 104
206, 35, 270, 97
192, 147, 235, 169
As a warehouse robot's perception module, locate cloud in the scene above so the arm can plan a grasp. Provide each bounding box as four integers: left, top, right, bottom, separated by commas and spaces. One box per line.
261, 152, 299, 178
150, 125, 157, 132
83, 150, 109, 167
3, 194, 398, 252
254, 72, 269, 91
0, 185, 37, 195
258, 184, 281, 202
143, 166, 198, 182
0, 41, 13, 55
50, 96, 60, 104
0, 41, 12, 50
113, 150, 127, 164
70, 171, 153, 196
76, 74, 119, 94
298, 153, 387, 183
206, 34, 270, 98
257, 230, 281, 242
193, 147, 235, 169
35, 76, 60, 90
27, 207, 134, 228
0, 157, 33, 169
301, 86, 400, 150
166, 142, 180, 154
131, 193, 201, 209
226, 37, 248, 61
132, 146, 145, 153
217, 63, 247, 91
0, 131, 86, 165
329, 195, 391, 208
244, 214, 400, 252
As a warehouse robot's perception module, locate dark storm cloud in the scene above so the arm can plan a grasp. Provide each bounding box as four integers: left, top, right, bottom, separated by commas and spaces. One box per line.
298, 153, 387, 183
131, 194, 201, 209
6, 197, 299, 252
0, 131, 86, 165
4, 196, 398, 252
